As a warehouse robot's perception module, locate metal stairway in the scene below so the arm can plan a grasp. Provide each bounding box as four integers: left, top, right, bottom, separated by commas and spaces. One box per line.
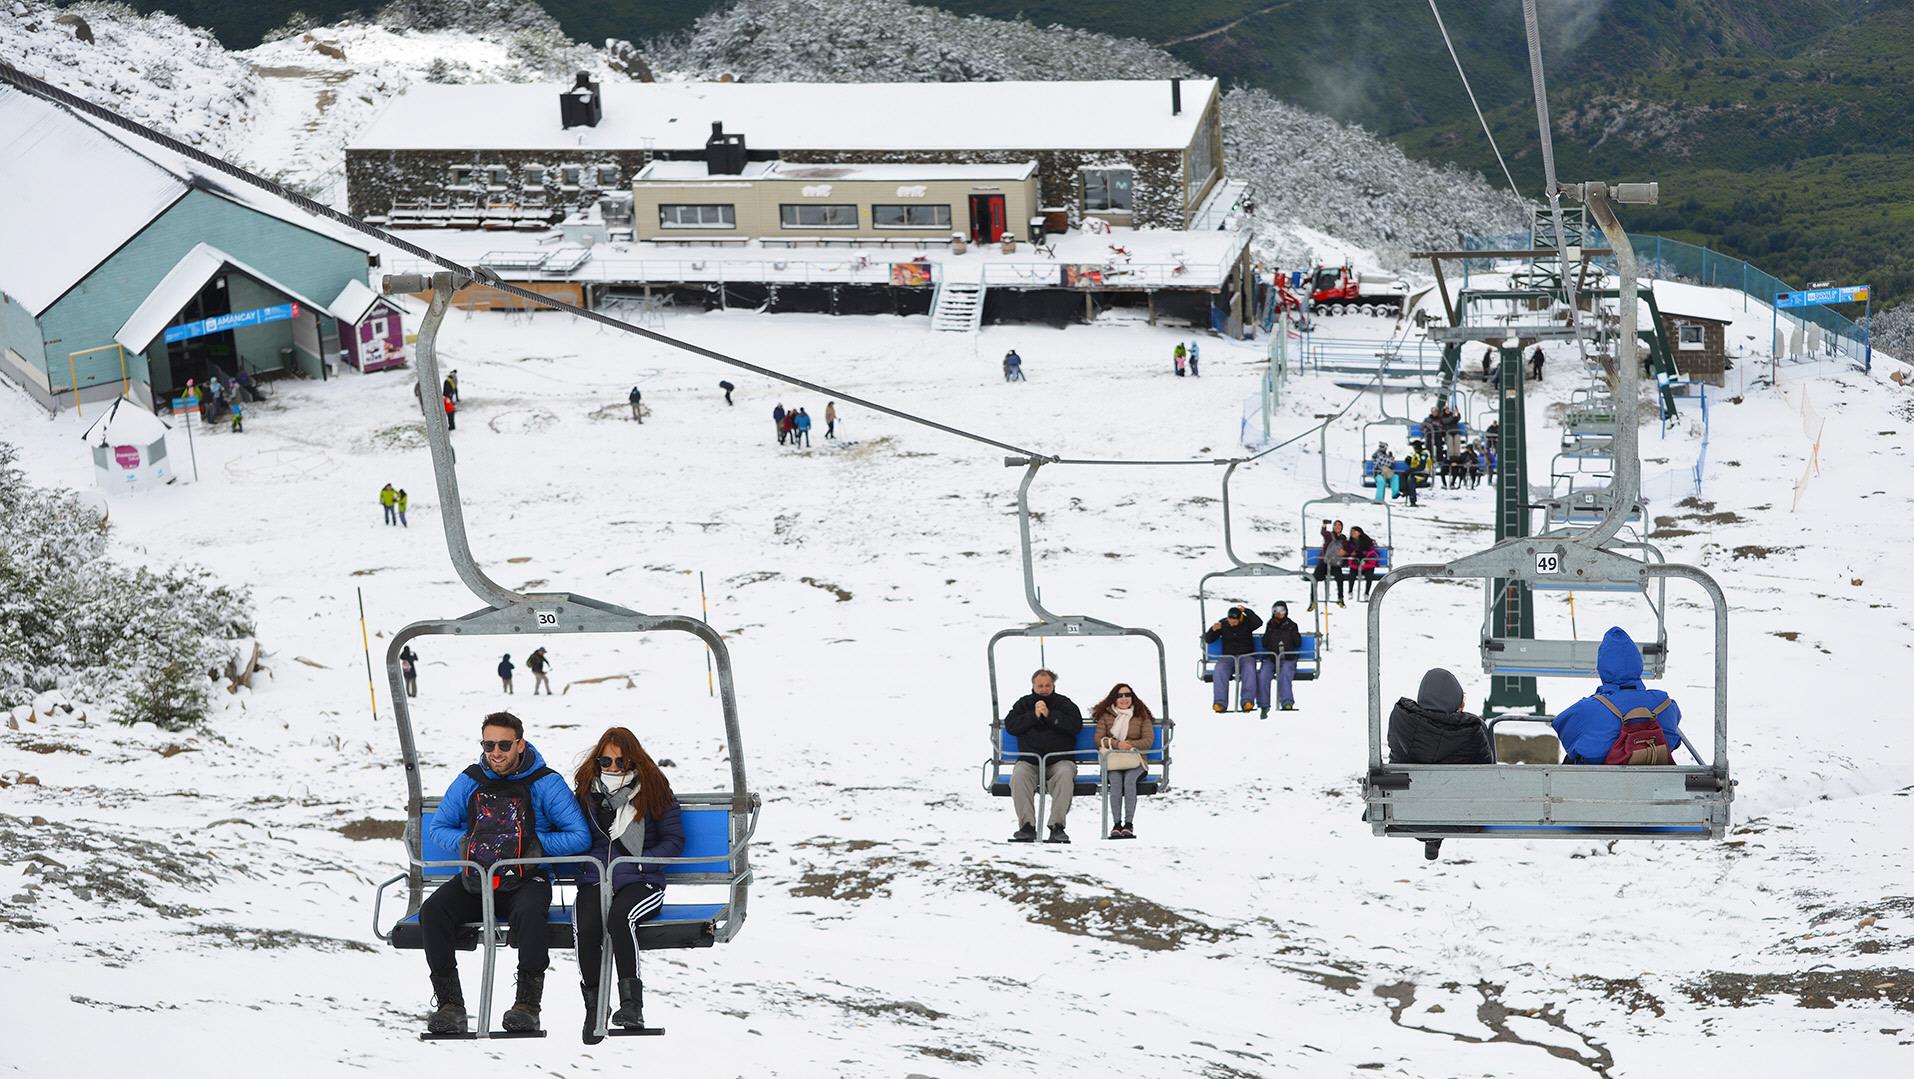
931, 280, 986, 332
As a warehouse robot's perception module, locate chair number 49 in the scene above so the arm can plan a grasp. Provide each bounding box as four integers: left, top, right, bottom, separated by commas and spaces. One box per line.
535, 610, 559, 628
1534, 553, 1562, 574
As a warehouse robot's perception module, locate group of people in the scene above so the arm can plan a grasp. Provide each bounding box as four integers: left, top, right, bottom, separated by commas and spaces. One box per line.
1309, 519, 1384, 605
497, 647, 555, 695
1003, 670, 1155, 843
1171, 340, 1202, 377
771, 402, 836, 446
420, 714, 682, 1041
378, 483, 411, 527
180, 374, 251, 432
1202, 602, 1306, 716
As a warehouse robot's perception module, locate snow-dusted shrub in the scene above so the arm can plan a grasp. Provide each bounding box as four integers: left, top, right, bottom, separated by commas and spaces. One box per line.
0, 444, 253, 729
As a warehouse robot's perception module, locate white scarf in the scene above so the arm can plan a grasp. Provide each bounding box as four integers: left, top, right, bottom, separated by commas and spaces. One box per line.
1107, 704, 1136, 746
596, 772, 642, 854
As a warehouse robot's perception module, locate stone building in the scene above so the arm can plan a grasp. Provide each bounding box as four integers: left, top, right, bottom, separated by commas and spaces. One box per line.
1657, 307, 1732, 386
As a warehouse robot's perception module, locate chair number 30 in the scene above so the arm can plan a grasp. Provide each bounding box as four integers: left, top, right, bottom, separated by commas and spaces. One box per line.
535, 610, 559, 628
1534, 553, 1562, 574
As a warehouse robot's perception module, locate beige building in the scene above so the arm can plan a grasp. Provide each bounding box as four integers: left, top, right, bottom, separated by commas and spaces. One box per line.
631, 159, 1039, 244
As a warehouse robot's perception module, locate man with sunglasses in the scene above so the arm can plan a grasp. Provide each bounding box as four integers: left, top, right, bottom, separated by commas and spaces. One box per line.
420, 712, 591, 1036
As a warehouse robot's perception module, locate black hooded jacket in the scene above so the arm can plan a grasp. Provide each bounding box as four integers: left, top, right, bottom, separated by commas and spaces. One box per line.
1387, 668, 1494, 765
1264, 613, 1303, 658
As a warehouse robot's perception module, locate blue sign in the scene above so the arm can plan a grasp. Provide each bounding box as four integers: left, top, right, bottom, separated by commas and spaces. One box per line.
163, 302, 300, 344
169, 396, 199, 412
1775, 285, 1868, 308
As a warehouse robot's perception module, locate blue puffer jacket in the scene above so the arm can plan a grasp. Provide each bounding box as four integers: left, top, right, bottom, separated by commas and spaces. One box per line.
428, 743, 592, 875
1552, 628, 1684, 764
574, 792, 686, 891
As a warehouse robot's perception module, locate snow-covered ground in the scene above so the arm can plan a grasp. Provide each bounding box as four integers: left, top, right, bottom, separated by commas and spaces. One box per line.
3, 282, 1910, 1074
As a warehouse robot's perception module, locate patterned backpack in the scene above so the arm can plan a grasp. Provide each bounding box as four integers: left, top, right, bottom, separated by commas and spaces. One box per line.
459, 764, 555, 894
1596, 696, 1674, 766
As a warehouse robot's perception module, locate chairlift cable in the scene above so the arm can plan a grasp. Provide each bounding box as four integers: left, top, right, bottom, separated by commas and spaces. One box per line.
1518, 0, 1582, 337
1424, 0, 1523, 201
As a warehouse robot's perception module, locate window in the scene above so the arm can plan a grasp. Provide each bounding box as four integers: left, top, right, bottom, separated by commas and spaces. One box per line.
448, 166, 475, 187
659, 203, 736, 228
485, 166, 510, 187
1186, 116, 1219, 203
1082, 168, 1133, 213
872, 204, 952, 229
597, 166, 620, 186
522, 165, 545, 189
1677, 322, 1706, 350
779, 204, 859, 229
560, 165, 583, 187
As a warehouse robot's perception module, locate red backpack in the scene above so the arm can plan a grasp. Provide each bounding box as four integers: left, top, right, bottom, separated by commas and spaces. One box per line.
1596, 696, 1674, 766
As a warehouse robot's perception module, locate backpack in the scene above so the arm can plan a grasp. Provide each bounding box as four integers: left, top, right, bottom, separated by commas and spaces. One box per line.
1596, 696, 1674, 766
459, 763, 556, 894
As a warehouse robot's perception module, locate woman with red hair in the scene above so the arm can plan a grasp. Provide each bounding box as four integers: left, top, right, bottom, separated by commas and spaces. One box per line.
571, 727, 683, 1040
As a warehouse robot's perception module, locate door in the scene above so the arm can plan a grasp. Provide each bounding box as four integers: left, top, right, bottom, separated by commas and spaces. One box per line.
362, 319, 385, 368
968, 195, 1006, 243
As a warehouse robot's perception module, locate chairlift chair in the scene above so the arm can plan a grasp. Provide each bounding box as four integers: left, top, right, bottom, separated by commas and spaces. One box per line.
1301, 420, 1396, 575
982, 459, 1174, 840
1196, 461, 1320, 691
368, 273, 758, 1041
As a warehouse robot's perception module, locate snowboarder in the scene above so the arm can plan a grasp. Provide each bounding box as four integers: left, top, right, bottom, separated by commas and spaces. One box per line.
719, 380, 735, 406
794, 408, 812, 447
1173, 342, 1188, 377
1188, 340, 1200, 377
773, 403, 787, 444
824, 401, 838, 439
400, 646, 419, 697
527, 647, 552, 695
380, 483, 398, 526
628, 386, 643, 423
396, 488, 409, 528
443, 393, 457, 432
498, 654, 515, 694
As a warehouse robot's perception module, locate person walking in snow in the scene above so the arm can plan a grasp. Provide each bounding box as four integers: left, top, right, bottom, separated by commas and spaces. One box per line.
824, 401, 838, 439
719, 380, 735, 406
794, 408, 812, 447
1529, 346, 1545, 382
1480, 347, 1494, 381
380, 483, 398, 526
772, 403, 787, 444
396, 488, 409, 528
1173, 342, 1188, 377
444, 393, 457, 432
444, 370, 460, 404
400, 646, 420, 698
1188, 340, 1200, 377
1004, 350, 1025, 382
498, 653, 515, 694
779, 410, 798, 448
527, 647, 552, 695
628, 386, 644, 423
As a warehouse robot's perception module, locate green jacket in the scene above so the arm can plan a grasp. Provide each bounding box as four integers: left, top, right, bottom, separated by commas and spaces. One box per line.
396, 492, 408, 511
379, 488, 396, 507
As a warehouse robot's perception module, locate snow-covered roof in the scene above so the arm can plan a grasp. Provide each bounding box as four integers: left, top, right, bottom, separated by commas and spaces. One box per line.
79, 396, 171, 446
635, 159, 1038, 183
115, 243, 340, 354
0, 86, 374, 317
350, 80, 1217, 154
0, 87, 188, 315
329, 278, 394, 324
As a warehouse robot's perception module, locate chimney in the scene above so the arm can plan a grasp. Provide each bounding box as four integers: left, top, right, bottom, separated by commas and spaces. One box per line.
560, 71, 602, 129
1171, 77, 1182, 116
705, 121, 748, 175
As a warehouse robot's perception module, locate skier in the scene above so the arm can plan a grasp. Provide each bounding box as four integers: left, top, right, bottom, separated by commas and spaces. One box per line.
628, 386, 643, 423
400, 646, 419, 697
498, 653, 515, 694
1173, 342, 1188, 377
527, 647, 552, 695
794, 408, 812, 447
396, 488, 409, 528
773, 403, 787, 444
380, 483, 397, 526
719, 380, 735, 406
1188, 340, 1200, 377
824, 401, 838, 439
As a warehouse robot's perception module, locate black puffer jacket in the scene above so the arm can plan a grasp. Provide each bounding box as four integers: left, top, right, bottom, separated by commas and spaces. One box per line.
1203, 610, 1264, 656
1264, 613, 1303, 658
1004, 691, 1085, 761
1387, 668, 1494, 764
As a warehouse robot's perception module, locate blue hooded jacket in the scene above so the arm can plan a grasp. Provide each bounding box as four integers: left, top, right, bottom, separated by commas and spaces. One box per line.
428, 742, 592, 875
1552, 628, 1684, 764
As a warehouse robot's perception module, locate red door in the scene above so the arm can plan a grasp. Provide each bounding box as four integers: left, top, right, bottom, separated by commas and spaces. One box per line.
968, 195, 1006, 242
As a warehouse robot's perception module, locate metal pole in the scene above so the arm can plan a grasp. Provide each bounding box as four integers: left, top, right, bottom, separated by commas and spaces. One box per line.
357, 587, 378, 724
182, 404, 198, 482
701, 571, 714, 697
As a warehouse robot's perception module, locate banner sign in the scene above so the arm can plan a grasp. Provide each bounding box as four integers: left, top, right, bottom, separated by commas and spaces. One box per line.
163, 302, 300, 344
1775, 285, 1867, 308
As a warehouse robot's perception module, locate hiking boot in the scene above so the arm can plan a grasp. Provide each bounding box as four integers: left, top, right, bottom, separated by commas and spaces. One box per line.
501, 970, 544, 1033
1119, 824, 1137, 839
580, 980, 603, 1045
1259, 706, 1269, 720
1337, 598, 1346, 608
1241, 700, 1257, 712
1010, 822, 1037, 843
1282, 703, 1298, 712
611, 977, 645, 1030
1212, 703, 1226, 713
426, 974, 467, 1035
1045, 824, 1071, 844
1306, 600, 1316, 612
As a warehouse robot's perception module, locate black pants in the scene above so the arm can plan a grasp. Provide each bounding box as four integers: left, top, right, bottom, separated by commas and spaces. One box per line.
403, 673, 417, 697
1312, 560, 1346, 602
420, 875, 553, 978
575, 881, 664, 983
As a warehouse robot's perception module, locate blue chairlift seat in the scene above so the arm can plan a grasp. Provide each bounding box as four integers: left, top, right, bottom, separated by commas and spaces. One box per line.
987, 725, 1166, 798
1302, 546, 1393, 571
1360, 459, 1411, 481
1201, 635, 1318, 683
389, 799, 739, 952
